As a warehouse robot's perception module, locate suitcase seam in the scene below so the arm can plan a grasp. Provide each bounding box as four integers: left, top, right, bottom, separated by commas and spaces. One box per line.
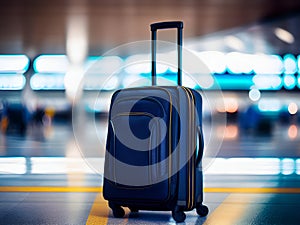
182, 87, 196, 210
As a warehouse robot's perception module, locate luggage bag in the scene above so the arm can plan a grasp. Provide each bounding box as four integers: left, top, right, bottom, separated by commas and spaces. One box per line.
103, 21, 209, 223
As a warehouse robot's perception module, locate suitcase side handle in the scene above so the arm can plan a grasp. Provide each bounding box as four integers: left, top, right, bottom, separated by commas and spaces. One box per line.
150, 21, 183, 86
196, 126, 204, 167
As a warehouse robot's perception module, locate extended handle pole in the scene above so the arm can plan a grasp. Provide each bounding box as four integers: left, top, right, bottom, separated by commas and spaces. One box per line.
151, 30, 157, 86
151, 21, 183, 86
177, 28, 182, 86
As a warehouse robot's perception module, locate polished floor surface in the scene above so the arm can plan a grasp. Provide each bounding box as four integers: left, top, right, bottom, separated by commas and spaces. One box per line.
0, 119, 300, 225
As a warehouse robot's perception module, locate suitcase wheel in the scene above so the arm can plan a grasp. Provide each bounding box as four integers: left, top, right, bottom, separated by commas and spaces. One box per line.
196, 204, 209, 217
109, 202, 125, 218
172, 207, 186, 223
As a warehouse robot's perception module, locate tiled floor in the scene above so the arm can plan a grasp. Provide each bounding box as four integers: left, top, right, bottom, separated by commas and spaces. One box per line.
0, 121, 299, 224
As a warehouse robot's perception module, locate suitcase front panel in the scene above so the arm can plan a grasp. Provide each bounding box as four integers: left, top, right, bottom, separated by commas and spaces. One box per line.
110, 112, 168, 184
104, 88, 176, 203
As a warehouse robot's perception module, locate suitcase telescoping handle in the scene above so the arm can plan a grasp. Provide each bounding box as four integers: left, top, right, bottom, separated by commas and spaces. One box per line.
150, 21, 183, 86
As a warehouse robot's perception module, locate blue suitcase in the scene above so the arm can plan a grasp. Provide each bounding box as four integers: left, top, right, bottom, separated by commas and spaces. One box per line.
103, 21, 208, 223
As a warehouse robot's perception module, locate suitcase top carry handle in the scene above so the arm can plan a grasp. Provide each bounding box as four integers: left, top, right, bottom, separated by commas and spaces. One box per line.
150, 21, 183, 31
151, 21, 183, 86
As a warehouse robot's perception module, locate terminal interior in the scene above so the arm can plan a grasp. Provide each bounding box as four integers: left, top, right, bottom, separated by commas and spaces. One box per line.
1, 1, 300, 224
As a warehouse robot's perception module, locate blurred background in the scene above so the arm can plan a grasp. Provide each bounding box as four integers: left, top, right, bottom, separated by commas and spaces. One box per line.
1, 0, 300, 172
1, 2, 300, 224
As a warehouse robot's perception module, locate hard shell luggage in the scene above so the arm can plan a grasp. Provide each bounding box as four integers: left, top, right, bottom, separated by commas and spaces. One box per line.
103, 21, 209, 223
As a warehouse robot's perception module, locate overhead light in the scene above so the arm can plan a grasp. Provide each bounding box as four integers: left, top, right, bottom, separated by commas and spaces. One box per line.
197, 51, 226, 74
283, 74, 296, 90
30, 73, 65, 90
283, 54, 297, 74
252, 74, 282, 90
124, 54, 151, 74
281, 158, 295, 174
226, 52, 253, 74
249, 88, 261, 102
216, 97, 239, 113
0, 55, 29, 73
88, 56, 124, 75
258, 99, 281, 112
253, 54, 283, 75
0, 74, 26, 90
224, 35, 245, 51
274, 27, 294, 44
288, 102, 298, 115
33, 55, 69, 73
0, 157, 26, 174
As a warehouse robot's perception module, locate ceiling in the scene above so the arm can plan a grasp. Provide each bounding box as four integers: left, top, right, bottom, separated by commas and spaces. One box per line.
186, 12, 300, 55
1, 0, 300, 57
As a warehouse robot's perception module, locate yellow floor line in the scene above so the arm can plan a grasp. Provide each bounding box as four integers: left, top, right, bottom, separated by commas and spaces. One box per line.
85, 193, 109, 225
0, 186, 300, 193
86, 193, 130, 225
204, 187, 300, 193
203, 194, 253, 225
0, 186, 103, 192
